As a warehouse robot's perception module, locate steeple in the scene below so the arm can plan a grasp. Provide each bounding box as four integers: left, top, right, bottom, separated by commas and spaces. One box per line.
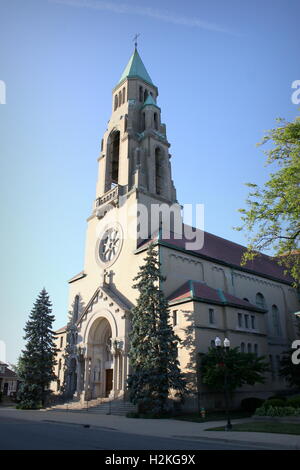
118, 48, 153, 86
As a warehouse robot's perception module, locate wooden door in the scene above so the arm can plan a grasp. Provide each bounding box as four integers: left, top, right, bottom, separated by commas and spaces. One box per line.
105, 369, 113, 397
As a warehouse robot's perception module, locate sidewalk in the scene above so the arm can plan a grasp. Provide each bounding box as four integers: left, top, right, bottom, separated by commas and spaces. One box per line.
1, 407, 299, 449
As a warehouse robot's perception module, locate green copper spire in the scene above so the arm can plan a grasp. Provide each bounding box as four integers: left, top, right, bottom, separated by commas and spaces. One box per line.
142, 94, 160, 109
118, 48, 153, 86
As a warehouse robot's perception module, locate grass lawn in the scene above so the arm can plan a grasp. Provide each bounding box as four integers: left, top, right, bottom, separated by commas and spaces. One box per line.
206, 421, 300, 435
173, 410, 252, 423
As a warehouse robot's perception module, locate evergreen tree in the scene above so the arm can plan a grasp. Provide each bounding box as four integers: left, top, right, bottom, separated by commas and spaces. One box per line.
127, 244, 187, 415
17, 288, 57, 409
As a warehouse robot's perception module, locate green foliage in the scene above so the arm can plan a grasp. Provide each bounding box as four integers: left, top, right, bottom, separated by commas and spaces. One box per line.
200, 346, 269, 393
255, 405, 300, 417
17, 288, 57, 409
286, 396, 300, 408
267, 394, 287, 401
16, 383, 42, 409
127, 243, 187, 415
264, 398, 286, 408
240, 397, 265, 413
236, 116, 300, 286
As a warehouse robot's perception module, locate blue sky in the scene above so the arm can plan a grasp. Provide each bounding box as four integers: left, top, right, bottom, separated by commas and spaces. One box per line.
0, 0, 299, 364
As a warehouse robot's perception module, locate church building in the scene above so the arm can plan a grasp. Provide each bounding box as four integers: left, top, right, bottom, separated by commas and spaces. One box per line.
52, 47, 299, 410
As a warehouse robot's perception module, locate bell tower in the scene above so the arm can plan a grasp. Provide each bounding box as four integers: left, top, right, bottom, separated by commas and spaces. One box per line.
95, 47, 177, 224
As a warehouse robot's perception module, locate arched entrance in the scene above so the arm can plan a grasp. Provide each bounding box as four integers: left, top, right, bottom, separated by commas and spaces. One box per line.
87, 317, 114, 399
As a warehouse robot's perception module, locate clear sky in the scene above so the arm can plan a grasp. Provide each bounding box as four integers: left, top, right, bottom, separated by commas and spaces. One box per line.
0, 0, 299, 365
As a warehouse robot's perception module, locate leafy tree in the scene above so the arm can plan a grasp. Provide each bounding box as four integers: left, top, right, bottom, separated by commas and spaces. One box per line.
17, 288, 57, 409
236, 116, 300, 286
279, 317, 300, 388
200, 346, 269, 395
127, 243, 187, 415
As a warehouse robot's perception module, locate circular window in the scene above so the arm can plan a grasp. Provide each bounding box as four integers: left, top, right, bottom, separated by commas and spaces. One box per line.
97, 223, 123, 267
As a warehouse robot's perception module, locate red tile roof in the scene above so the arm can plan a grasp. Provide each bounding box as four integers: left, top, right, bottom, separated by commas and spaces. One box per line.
168, 280, 266, 312
137, 225, 293, 284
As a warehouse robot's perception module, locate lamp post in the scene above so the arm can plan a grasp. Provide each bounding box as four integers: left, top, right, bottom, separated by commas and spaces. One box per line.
214, 336, 232, 431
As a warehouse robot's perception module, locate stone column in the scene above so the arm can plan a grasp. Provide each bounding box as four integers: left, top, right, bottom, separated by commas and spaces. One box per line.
83, 356, 92, 401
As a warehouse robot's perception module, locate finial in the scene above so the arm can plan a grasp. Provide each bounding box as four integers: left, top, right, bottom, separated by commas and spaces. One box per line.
133, 33, 140, 50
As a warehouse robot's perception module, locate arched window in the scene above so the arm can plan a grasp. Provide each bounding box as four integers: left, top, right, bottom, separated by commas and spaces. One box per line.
272, 304, 282, 336
114, 94, 118, 110
155, 147, 164, 195
118, 90, 122, 106
154, 112, 158, 130
122, 87, 125, 104
241, 342, 245, 353
243, 298, 249, 302
144, 89, 148, 101
139, 86, 143, 102
111, 131, 120, 185
254, 344, 258, 356
247, 343, 252, 353
255, 292, 265, 309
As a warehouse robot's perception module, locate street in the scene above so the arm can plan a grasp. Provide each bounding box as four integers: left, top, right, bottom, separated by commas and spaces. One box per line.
0, 414, 274, 450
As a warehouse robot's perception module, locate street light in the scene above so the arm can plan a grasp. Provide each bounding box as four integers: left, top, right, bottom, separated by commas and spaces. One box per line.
214, 336, 232, 431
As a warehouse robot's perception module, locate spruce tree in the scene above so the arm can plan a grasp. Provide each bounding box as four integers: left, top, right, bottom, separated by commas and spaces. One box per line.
127, 244, 186, 415
18, 288, 57, 409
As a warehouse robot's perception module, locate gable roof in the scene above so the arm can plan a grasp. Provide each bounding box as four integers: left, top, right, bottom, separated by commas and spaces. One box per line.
168, 280, 266, 312
118, 48, 153, 86
137, 226, 293, 285
142, 94, 159, 108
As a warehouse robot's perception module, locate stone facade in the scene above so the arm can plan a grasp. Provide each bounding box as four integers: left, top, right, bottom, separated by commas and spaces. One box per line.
51, 48, 300, 410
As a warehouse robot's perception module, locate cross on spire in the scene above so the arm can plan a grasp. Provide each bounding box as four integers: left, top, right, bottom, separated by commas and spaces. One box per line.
133, 33, 140, 49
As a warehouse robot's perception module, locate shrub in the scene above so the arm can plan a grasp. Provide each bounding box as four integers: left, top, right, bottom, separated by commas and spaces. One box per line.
264, 398, 285, 408
267, 394, 287, 402
286, 396, 300, 408
255, 405, 300, 417
240, 397, 265, 413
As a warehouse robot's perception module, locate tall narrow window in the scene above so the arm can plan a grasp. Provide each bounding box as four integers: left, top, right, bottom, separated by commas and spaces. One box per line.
122, 87, 125, 104
60, 336, 63, 348
154, 112, 158, 130
272, 305, 282, 336
142, 112, 145, 131
254, 344, 258, 356
111, 131, 120, 185
155, 147, 163, 195
244, 314, 249, 329
124, 115, 128, 132
114, 94, 118, 110
73, 295, 79, 322
139, 86, 143, 102
241, 342, 245, 353
251, 315, 255, 329
209, 308, 214, 324
247, 343, 252, 353
269, 355, 275, 380
256, 292, 265, 309
118, 90, 122, 106
172, 310, 177, 327
238, 313, 242, 328
144, 89, 148, 101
